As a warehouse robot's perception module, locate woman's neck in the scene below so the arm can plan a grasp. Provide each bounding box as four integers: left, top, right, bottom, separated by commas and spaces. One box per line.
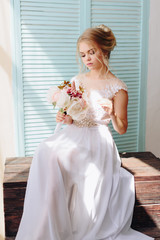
86, 67, 109, 81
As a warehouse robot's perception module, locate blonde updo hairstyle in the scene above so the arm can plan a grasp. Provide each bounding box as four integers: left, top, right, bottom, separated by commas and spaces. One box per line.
77, 24, 116, 72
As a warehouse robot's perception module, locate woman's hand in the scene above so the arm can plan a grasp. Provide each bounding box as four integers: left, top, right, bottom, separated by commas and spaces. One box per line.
71, 80, 76, 91
63, 115, 73, 124
56, 111, 73, 125
97, 98, 114, 116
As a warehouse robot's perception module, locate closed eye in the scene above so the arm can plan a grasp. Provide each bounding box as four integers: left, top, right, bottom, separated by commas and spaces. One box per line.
89, 49, 95, 55
80, 48, 96, 58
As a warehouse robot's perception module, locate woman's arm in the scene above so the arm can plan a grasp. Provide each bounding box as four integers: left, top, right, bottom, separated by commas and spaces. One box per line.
111, 90, 128, 135
100, 89, 128, 135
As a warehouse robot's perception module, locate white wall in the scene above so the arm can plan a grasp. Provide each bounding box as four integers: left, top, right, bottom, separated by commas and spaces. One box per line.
146, 0, 160, 157
0, 0, 15, 239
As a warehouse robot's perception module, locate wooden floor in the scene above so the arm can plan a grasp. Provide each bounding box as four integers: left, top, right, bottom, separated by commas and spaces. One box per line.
3, 152, 160, 239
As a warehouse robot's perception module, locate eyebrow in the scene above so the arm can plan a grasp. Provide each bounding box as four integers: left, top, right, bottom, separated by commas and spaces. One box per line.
80, 48, 95, 54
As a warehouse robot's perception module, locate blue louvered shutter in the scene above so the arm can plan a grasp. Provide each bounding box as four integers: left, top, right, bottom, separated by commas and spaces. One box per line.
13, 0, 149, 156
14, 0, 80, 155
91, 0, 148, 152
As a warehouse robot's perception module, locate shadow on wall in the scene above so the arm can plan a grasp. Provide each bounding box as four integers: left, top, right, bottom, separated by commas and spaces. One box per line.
0, 47, 12, 80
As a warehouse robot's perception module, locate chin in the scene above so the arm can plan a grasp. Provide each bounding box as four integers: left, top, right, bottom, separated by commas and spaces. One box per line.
87, 66, 94, 70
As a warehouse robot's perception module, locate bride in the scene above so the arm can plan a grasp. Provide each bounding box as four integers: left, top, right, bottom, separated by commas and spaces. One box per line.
15, 25, 154, 240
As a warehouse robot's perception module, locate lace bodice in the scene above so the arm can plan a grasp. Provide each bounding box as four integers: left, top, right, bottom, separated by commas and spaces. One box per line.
71, 74, 128, 126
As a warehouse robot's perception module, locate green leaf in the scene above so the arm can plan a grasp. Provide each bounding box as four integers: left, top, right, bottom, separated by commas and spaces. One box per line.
59, 108, 64, 113
52, 102, 56, 108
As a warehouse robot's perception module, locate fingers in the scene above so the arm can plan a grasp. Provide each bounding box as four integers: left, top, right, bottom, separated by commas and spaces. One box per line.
71, 81, 76, 91
56, 112, 73, 124
56, 111, 65, 122
63, 115, 73, 124
98, 99, 114, 116
101, 106, 113, 115
97, 98, 112, 106
99, 102, 113, 111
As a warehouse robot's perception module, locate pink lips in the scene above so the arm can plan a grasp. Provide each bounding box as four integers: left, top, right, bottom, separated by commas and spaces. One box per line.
87, 63, 93, 66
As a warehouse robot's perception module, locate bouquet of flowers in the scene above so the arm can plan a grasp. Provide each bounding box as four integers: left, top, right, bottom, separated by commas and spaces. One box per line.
47, 80, 88, 133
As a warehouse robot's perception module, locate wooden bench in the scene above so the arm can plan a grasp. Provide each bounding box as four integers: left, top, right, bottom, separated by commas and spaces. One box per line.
3, 152, 160, 239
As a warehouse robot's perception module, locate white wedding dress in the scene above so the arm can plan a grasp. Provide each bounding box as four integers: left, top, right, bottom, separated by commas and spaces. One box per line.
16, 75, 154, 240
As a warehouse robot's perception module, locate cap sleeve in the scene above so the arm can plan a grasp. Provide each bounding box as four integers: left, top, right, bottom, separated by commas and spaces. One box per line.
110, 78, 128, 96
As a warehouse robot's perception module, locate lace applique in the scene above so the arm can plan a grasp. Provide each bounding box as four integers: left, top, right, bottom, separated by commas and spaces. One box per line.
98, 81, 128, 99
71, 75, 127, 99
70, 75, 128, 125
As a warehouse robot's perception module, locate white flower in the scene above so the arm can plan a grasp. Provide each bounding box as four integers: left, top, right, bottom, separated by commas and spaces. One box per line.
67, 99, 88, 121
46, 86, 60, 104
56, 89, 71, 108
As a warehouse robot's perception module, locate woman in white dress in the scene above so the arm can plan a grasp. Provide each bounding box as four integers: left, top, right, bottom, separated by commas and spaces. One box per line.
16, 25, 154, 240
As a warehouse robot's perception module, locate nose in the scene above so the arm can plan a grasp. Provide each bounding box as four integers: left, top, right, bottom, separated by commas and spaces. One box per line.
86, 53, 91, 61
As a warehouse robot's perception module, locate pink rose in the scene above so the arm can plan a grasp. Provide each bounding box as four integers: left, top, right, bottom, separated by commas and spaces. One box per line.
47, 86, 61, 104
52, 91, 61, 102
79, 99, 87, 109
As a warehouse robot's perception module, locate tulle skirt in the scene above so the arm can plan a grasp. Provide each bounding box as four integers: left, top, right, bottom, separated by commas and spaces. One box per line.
16, 124, 153, 240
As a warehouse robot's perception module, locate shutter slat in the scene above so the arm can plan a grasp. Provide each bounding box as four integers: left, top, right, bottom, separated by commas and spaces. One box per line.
21, 4, 79, 10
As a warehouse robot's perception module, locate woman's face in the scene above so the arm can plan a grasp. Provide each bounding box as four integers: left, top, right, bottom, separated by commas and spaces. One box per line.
79, 41, 104, 70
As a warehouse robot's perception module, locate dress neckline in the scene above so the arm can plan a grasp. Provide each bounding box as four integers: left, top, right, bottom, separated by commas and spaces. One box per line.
77, 73, 118, 95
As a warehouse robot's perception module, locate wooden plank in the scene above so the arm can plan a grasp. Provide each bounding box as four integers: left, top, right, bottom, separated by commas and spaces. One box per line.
122, 157, 160, 175
4, 157, 32, 184
120, 152, 158, 159
4, 203, 23, 213
5, 157, 32, 165
4, 187, 26, 199
121, 152, 160, 181
5, 213, 22, 237
4, 187, 26, 213
4, 164, 30, 173
4, 173, 30, 183
135, 181, 160, 204
132, 204, 160, 228
4, 182, 27, 188
5, 238, 15, 240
